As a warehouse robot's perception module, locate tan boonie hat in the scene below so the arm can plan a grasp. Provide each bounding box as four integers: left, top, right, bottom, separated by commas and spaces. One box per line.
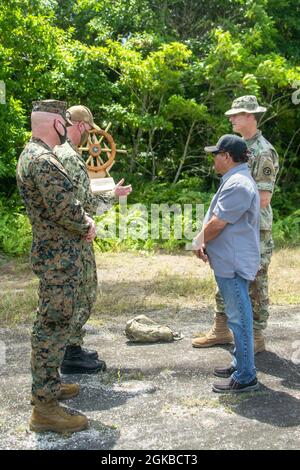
32, 99, 73, 125
67, 105, 100, 130
124, 315, 183, 343
225, 95, 267, 116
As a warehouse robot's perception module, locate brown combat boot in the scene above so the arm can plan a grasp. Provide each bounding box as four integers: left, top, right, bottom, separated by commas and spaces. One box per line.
58, 383, 80, 400
31, 384, 80, 403
29, 401, 88, 433
254, 330, 266, 354
192, 314, 233, 348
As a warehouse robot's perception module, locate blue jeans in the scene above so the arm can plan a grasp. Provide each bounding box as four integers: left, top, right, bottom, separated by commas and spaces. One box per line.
215, 274, 256, 384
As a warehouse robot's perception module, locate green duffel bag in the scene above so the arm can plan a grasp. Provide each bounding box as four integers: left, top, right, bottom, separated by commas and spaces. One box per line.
124, 314, 183, 343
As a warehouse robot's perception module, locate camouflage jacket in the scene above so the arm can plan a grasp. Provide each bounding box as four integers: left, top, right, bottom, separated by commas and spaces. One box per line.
245, 130, 279, 231
55, 139, 115, 216
16, 137, 90, 282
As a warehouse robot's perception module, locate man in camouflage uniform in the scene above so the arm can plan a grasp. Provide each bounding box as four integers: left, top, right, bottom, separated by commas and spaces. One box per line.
17, 100, 96, 433
55, 105, 132, 374
193, 96, 279, 353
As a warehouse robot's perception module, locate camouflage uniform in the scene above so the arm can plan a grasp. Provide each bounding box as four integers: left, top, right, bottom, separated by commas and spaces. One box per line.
55, 139, 115, 346
17, 135, 90, 404
216, 130, 279, 330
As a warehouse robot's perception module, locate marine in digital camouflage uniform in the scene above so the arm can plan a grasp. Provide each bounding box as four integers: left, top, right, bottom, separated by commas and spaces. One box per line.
54, 105, 115, 373
16, 100, 92, 406
193, 96, 279, 353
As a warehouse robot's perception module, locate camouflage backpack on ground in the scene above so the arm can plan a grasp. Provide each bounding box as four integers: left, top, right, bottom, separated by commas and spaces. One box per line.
124, 315, 183, 343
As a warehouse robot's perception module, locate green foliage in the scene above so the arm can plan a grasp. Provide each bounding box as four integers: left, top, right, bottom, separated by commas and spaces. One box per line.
0, 0, 300, 255
0, 98, 29, 179
273, 209, 300, 247
0, 197, 32, 255
0, 182, 299, 258
54, 0, 161, 44
267, 0, 300, 60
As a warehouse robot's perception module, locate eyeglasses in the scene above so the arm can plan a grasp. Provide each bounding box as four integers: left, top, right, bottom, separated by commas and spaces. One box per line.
64, 111, 73, 127
212, 150, 226, 157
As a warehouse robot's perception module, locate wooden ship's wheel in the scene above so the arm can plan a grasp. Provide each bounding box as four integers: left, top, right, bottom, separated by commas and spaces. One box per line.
78, 122, 126, 193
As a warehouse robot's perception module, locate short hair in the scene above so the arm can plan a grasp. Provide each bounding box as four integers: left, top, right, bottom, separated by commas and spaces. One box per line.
229, 149, 251, 163
253, 112, 264, 123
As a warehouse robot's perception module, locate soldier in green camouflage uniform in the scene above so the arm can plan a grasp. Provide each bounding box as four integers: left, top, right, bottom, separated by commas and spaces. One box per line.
55, 105, 132, 374
16, 100, 96, 433
193, 96, 279, 353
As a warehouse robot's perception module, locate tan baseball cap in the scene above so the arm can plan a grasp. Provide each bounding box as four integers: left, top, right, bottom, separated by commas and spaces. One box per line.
225, 95, 267, 116
67, 105, 100, 130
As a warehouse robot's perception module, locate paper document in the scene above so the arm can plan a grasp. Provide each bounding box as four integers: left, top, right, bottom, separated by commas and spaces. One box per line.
90, 177, 115, 194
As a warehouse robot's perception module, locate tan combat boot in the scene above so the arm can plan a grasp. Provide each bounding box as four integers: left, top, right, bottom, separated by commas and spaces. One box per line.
192, 314, 233, 348
32, 384, 80, 404
254, 330, 266, 354
58, 383, 80, 400
30, 401, 88, 433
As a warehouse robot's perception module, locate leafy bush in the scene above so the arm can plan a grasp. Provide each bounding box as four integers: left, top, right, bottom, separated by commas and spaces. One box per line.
0, 197, 32, 255
273, 209, 300, 247
0, 0, 300, 255
0, 182, 299, 258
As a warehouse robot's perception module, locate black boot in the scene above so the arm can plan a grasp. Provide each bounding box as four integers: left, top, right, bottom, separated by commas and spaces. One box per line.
61, 346, 107, 374
81, 347, 99, 360
65, 345, 98, 360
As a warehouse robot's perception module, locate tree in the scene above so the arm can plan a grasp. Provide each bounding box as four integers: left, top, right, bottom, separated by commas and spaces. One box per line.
162, 95, 207, 183
100, 40, 192, 179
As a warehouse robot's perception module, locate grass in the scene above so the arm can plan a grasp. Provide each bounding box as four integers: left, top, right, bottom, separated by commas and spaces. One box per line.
154, 272, 215, 301
269, 247, 300, 304
0, 284, 37, 326
93, 271, 215, 318
0, 247, 299, 326
181, 391, 267, 415
181, 397, 221, 409
100, 368, 145, 386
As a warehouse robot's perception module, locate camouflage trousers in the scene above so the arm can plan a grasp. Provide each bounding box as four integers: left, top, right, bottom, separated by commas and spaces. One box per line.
31, 277, 79, 404
215, 231, 274, 331
67, 242, 98, 347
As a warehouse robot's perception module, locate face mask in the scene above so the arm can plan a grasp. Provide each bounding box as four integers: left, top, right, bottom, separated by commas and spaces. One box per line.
54, 121, 67, 145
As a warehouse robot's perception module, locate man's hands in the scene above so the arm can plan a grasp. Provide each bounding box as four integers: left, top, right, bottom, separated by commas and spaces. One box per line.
85, 215, 96, 243
192, 215, 227, 262
192, 233, 208, 263
114, 178, 132, 198
84, 178, 132, 243
193, 243, 209, 263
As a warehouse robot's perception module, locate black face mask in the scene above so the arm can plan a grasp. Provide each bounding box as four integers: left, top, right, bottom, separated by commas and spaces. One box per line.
54, 121, 67, 145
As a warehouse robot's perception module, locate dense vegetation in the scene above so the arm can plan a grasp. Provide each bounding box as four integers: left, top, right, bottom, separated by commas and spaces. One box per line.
1, 0, 300, 254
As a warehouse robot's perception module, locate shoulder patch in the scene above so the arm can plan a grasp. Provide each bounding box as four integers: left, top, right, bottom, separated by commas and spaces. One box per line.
263, 167, 272, 176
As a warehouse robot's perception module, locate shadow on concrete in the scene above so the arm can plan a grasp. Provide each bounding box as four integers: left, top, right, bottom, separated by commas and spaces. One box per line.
124, 341, 234, 352
63, 367, 159, 413
209, 346, 300, 390
256, 350, 300, 390
218, 384, 300, 428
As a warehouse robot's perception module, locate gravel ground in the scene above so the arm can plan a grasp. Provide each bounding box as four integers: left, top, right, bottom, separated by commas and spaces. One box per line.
0, 304, 299, 450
